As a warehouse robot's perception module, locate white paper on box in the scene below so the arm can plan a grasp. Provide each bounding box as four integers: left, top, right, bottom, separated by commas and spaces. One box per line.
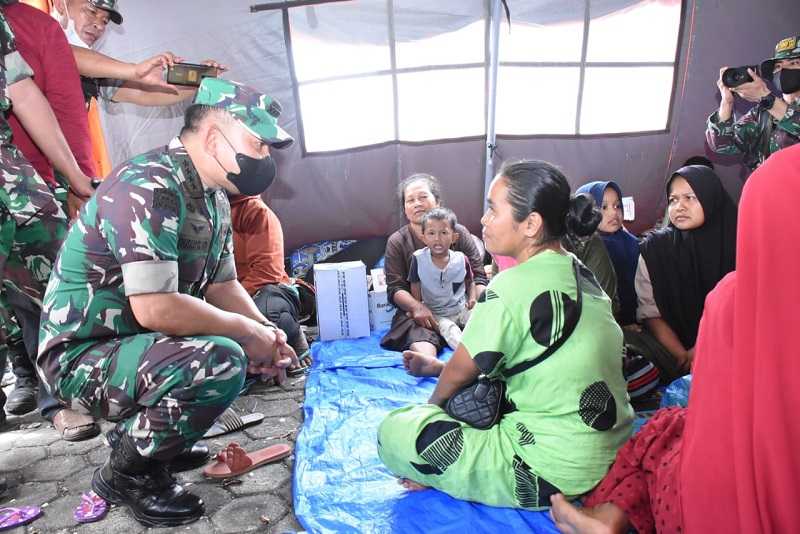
368, 289, 396, 332
370, 268, 387, 292
622, 196, 635, 221
314, 261, 370, 341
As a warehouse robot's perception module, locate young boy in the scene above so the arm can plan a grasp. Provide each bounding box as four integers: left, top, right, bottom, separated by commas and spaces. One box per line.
408, 207, 476, 350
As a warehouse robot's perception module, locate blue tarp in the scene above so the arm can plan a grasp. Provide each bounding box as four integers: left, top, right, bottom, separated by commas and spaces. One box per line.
293, 331, 559, 533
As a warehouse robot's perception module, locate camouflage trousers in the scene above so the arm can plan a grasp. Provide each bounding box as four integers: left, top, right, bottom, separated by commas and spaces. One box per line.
0, 146, 69, 415
41, 333, 247, 460
0, 145, 69, 306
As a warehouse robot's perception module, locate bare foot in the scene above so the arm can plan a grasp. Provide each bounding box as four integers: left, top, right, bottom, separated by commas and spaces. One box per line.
399, 478, 429, 491
402, 350, 445, 377
550, 494, 627, 534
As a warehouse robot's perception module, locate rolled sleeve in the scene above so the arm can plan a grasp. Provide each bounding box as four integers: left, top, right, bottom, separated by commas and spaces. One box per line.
213, 253, 237, 284
5, 50, 32, 85
634, 255, 660, 322
121, 260, 178, 296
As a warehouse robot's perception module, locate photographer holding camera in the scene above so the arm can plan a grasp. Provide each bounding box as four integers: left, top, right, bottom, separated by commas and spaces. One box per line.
707, 36, 800, 170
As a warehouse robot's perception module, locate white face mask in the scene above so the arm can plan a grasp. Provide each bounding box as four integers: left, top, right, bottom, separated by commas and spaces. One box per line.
50, 3, 93, 49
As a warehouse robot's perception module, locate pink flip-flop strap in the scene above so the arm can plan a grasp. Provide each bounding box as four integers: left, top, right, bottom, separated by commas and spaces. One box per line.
74, 493, 107, 522
0, 506, 39, 526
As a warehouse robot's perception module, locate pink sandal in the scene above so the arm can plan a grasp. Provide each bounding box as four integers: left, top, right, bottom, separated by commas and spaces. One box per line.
0, 506, 42, 531
73, 491, 108, 524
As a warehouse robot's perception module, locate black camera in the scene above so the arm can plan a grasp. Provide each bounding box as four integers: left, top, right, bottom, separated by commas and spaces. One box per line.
722, 65, 759, 88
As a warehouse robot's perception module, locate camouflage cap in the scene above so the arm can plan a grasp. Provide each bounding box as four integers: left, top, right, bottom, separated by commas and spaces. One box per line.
761, 35, 800, 75
193, 78, 293, 149
89, 0, 123, 25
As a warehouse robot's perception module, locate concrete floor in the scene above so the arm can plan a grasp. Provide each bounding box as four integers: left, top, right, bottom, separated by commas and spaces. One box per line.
0, 369, 308, 534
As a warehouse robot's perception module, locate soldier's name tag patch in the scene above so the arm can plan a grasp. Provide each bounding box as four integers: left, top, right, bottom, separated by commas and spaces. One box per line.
153, 188, 180, 214
178, 236, 211, 251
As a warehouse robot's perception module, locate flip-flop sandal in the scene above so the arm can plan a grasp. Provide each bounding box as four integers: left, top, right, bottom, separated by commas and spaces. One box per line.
73, 492, 108, 524
0, 506, 42, 531
287, 351, 312, 378
202, 408, 265, 439
203, 442, 292, 479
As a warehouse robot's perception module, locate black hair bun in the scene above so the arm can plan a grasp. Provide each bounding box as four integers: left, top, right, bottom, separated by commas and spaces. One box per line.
566, 193, 602, 237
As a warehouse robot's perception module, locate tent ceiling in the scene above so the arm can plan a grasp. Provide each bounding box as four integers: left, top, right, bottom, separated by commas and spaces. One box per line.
97, 0, 800, 250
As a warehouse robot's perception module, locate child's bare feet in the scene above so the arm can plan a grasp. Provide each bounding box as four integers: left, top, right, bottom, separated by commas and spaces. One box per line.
550, 494, 627, 534
402, 350, 445, 377
399, 478, 429, 491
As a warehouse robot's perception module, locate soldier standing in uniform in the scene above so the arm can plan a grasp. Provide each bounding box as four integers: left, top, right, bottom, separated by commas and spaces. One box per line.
707, 35, 800, 170
37, 77, 297, 527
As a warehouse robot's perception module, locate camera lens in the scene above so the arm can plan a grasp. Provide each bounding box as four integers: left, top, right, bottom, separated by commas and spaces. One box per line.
722, 66, 755, 88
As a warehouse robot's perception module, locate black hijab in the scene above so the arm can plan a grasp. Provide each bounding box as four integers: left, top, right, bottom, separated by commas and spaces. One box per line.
640, 165, 738, 348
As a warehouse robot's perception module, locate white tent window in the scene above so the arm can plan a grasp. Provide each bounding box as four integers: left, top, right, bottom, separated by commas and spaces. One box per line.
397, 68, 485, 141
288, 0, 683, 153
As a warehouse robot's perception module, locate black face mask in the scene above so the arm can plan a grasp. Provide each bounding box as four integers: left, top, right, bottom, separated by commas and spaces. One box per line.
774, 68, 800, 95
214, 129, 276, 196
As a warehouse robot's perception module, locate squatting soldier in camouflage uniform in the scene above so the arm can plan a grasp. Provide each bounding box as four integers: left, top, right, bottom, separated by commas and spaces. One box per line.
707, 35, 800, 170
0, 3, 97, 434
37, 77, 296, 528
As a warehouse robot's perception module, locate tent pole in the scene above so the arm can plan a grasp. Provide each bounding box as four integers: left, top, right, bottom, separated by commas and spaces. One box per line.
483, 0, 502, 211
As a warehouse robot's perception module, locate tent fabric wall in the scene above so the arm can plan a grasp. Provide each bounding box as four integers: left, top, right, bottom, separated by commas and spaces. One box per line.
97, 0, 800, 249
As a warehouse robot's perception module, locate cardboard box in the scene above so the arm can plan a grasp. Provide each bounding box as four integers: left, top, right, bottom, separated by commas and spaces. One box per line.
622, 196, 635, 221
368, 289, 396, 332
314, 261, 370, 341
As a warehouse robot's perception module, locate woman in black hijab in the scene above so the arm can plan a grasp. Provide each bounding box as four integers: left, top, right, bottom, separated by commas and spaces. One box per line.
629, 165, 737, 382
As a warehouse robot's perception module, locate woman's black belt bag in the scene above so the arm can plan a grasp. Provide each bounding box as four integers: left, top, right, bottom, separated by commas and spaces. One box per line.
445, 260, 584, 430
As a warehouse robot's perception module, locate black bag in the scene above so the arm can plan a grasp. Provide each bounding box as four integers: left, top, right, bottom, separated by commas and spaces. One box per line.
444, 377, 507, 430
445, 259, 583, 429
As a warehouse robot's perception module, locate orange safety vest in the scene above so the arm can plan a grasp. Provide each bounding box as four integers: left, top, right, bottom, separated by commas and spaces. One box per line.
21, 0, 112, 178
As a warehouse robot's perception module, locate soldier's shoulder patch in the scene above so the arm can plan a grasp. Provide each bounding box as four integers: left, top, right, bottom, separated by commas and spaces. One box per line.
153, 188, 179, 214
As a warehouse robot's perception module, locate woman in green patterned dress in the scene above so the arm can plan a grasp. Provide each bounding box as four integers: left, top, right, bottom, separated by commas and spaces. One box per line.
378, 160, 633, 510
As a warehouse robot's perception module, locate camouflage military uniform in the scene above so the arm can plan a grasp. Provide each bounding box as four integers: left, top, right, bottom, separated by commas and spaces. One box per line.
706, 35, 800, 170
37, 138, 246, 460
0, 10, 69, 352
706, 103, 800, 170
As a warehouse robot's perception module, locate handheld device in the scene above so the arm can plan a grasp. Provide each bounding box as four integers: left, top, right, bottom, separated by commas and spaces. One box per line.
722, 65, 758, 88
166, 62, 219, 87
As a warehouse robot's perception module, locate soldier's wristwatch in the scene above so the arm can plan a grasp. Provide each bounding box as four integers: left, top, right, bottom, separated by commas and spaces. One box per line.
758, 93, 777, 112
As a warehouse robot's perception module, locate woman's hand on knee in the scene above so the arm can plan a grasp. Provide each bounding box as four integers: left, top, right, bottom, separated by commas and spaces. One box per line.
407, 303, 438, 330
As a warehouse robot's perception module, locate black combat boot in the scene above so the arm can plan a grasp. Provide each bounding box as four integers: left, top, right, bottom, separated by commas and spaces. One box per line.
104, 423, 210, 472
92, 433, 204, 527
6, 345, 37, 416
